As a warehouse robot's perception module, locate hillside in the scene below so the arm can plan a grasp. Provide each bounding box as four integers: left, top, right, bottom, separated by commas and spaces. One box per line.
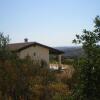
55, 46, 84, 58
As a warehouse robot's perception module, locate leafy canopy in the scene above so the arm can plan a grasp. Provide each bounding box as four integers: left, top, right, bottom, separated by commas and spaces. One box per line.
73, 16, 100, 100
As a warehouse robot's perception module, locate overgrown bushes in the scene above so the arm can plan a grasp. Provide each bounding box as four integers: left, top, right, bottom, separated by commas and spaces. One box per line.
0, 32, 74, 100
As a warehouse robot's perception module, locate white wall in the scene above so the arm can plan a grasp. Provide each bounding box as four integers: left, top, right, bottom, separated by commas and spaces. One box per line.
19, 45, 49, 63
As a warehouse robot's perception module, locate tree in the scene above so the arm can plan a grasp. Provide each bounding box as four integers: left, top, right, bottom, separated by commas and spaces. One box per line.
73, 16, 100, 100
0, 32, 10, 61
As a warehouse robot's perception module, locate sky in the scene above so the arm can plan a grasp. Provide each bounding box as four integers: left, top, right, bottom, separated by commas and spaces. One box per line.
0, 0, 100, 46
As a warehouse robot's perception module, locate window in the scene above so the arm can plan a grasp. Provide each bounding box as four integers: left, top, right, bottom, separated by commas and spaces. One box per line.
33, 52, 36, 56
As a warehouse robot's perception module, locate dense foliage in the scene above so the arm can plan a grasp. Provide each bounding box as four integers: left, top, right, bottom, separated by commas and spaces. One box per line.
0, 32, 74, 100
73, 16, 100, 100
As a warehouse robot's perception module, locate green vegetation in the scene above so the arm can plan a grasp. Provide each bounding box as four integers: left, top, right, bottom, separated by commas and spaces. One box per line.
72, 16, 100, 100
1, 16, 100, 100
0, 32, 73, 100
62, 58, 74, 65
50, 54, 74, 65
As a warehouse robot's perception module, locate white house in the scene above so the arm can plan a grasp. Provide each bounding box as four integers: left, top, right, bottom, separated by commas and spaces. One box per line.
8, 39, 64, 65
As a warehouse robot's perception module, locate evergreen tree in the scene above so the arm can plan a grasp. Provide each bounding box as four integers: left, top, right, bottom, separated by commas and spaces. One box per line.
73, 16, 100, 100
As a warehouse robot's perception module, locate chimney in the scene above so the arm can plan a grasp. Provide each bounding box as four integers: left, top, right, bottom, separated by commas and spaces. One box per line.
24, 38, 28, 43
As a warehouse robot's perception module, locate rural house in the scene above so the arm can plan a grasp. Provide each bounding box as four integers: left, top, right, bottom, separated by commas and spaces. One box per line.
8, 39, 64, 66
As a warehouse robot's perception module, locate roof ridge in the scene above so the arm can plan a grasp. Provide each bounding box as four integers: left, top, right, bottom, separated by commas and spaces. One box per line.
8, 41, 64, 54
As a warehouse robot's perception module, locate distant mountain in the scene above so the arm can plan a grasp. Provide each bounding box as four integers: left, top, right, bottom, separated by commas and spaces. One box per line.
55, 46, 84, 58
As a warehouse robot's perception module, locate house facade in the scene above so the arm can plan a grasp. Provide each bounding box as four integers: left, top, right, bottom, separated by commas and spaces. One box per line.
18, 44, 49, 63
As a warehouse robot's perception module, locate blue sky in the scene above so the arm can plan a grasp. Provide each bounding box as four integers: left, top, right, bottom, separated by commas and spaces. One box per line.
0, 0, 100, 46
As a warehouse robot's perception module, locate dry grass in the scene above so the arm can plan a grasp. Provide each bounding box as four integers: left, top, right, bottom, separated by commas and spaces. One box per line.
56, 65, 75, 80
